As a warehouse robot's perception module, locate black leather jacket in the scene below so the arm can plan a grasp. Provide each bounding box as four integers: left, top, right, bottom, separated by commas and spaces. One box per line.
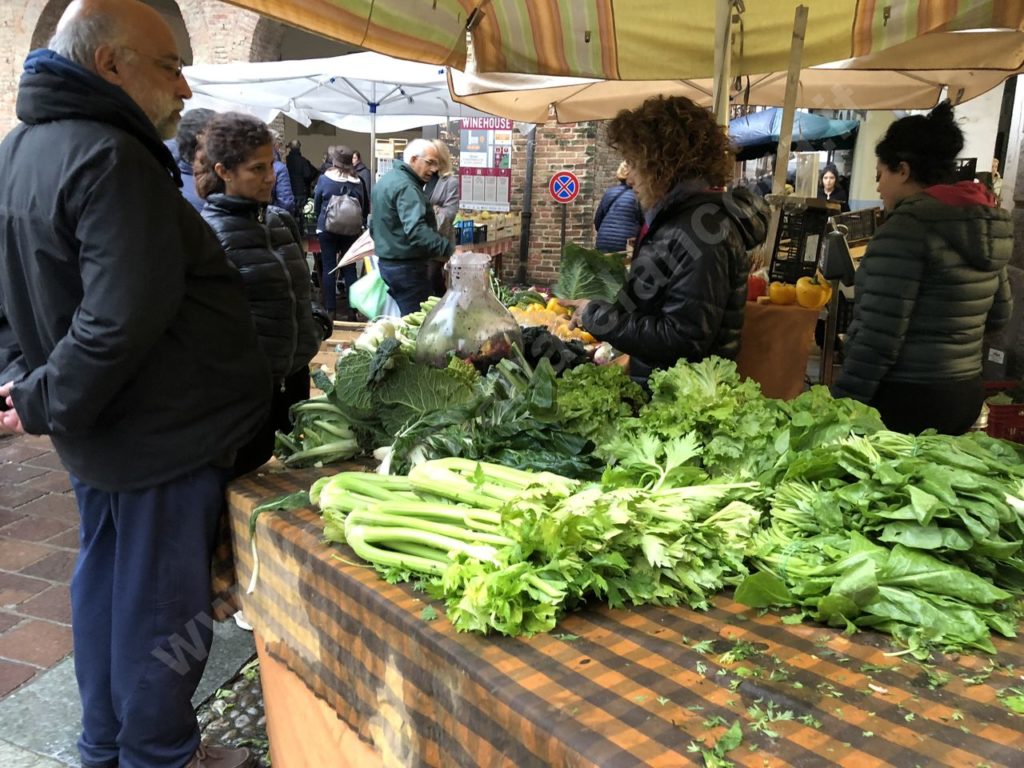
581, 183, 768, 382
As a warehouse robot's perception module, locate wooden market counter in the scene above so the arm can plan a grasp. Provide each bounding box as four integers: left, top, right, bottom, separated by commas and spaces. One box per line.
228, 468, 1024, 768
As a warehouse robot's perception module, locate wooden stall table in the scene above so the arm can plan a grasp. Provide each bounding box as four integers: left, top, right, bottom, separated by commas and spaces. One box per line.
227, 469, 1024, 768
735, 302, 820, 400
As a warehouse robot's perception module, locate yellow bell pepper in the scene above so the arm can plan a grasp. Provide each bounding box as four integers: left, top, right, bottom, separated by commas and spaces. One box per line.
546, 297, 572, 317
768, 281, 797, 305
795, 276, 833, 309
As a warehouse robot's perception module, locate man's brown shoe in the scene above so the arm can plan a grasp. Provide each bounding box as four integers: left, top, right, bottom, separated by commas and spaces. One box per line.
184, 743, 254, 768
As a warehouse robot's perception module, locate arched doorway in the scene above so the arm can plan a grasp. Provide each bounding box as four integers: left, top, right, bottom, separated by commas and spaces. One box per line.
29, 0, 192, 62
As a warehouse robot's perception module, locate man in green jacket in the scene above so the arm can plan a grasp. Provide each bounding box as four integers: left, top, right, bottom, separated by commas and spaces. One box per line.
371, 138, 455, 314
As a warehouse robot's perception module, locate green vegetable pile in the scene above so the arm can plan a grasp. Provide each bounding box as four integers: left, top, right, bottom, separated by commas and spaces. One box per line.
276, 311, 647, 475
313, 456, 761, 636
736, 430, 1024, 657
286, 342, 1024, 655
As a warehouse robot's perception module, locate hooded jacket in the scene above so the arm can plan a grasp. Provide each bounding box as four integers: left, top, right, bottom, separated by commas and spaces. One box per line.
202, 195, 320, 381
832, 183, 1012, 404
581, 183, 768, 382
0, 50, 271, 491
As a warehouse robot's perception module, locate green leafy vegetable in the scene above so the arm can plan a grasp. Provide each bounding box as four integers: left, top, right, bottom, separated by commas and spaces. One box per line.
554, 243, 626, 301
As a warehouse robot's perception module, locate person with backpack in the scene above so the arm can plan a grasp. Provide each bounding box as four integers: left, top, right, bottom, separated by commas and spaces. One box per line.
594, 160, 643, 252
313, 145, 368, 320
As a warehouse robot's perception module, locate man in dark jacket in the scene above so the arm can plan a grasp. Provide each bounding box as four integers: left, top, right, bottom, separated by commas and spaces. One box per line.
165, 107, 215, 212
352, 149, 372, 212
285, 139, 318, 224
0, 1, 269, 766
370, 139, 455, 314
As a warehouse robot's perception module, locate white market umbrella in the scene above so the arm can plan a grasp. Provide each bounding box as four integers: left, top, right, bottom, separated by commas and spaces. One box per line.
183, 51, 498, 179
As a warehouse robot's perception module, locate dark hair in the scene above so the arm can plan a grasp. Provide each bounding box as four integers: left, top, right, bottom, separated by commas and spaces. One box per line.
193, 112, 273, 199
876, 101, 964, 186
175, 108, 216, 164
821, 163, 839, 179
607, 96, 733, 208
330, 145, 354, 174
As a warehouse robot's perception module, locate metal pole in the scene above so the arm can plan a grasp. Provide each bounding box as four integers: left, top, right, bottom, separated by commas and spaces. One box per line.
712, 0, 733, 126
559, 204, 567, 259
369, 82, 377, 187
516, 125, 537, 285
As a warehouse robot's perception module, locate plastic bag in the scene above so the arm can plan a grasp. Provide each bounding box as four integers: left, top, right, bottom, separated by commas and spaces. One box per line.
349, 264, 400, 319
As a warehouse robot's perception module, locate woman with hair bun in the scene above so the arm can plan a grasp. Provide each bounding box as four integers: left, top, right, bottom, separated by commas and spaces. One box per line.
195, 111, 320, 475
832, 101, 1012, 434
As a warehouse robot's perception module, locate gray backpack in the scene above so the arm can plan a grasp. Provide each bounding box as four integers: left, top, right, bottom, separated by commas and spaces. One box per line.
324, 191, 363, 236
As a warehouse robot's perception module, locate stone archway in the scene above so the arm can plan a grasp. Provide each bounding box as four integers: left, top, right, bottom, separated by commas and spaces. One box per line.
29, 0, 71, 50
249, 16, 286, 62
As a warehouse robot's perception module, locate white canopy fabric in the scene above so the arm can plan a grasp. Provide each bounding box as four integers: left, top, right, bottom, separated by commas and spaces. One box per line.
183, 51, 497, 134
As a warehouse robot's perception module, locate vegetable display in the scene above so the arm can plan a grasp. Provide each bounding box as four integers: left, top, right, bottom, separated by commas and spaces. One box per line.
313, 457, 762, 636
294, 351, 1024, 656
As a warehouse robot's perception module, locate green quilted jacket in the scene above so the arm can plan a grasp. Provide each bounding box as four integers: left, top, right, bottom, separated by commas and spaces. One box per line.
832, 184, 1012, 404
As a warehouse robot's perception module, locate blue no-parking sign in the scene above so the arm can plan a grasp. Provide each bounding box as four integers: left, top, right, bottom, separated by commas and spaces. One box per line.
548, 171, 580, 204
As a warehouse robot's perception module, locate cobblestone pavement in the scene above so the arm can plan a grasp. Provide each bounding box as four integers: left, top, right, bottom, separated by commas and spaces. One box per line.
197, 656, 271, 767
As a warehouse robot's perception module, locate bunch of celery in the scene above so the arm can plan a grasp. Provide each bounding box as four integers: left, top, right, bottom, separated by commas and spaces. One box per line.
312, 457, 762, 636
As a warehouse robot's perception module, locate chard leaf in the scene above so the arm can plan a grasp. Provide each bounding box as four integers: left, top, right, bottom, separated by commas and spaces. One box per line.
877, 522, 973, 551
735, 572, 793, 608
877, 545, 1013, 604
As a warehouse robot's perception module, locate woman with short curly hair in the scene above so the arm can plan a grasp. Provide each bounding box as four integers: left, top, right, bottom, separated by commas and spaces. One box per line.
195, 111, 319, 475
568, 96, 768, 384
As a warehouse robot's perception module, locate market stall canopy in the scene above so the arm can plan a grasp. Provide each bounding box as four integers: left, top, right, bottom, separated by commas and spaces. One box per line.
220, 0, 1021, 80
182, 51, 495, 133
448, 28, 1024, 123
729, 108, 859, 160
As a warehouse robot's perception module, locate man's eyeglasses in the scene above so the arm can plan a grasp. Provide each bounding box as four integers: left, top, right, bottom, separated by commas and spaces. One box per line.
119, 47, 186, 79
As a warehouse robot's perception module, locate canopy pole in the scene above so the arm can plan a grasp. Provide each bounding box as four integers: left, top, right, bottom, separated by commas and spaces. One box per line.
369, 82, 377, 187
760, 5, 808, 270
771, 6, 808, 196
712, 0, 733, 126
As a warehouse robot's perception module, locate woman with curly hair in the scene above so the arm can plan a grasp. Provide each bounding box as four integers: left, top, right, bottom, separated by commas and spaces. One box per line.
832, 102, 1012, 434
568, 96, 768, 383
195, 112, 320, 475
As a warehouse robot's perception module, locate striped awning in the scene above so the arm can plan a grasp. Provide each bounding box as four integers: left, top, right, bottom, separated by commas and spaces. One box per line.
221, 0, 1024, 80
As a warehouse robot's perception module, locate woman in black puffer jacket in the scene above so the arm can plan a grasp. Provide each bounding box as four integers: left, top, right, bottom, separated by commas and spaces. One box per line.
195, 112, 320, 475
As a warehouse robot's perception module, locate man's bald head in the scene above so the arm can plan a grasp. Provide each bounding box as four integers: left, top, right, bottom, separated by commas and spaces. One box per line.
48, 0, 191, 139
51, 0, 166, 70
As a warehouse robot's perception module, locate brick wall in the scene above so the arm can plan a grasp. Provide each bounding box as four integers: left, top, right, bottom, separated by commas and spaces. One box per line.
505, 119, 622, 286
0, 1, 281, 139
